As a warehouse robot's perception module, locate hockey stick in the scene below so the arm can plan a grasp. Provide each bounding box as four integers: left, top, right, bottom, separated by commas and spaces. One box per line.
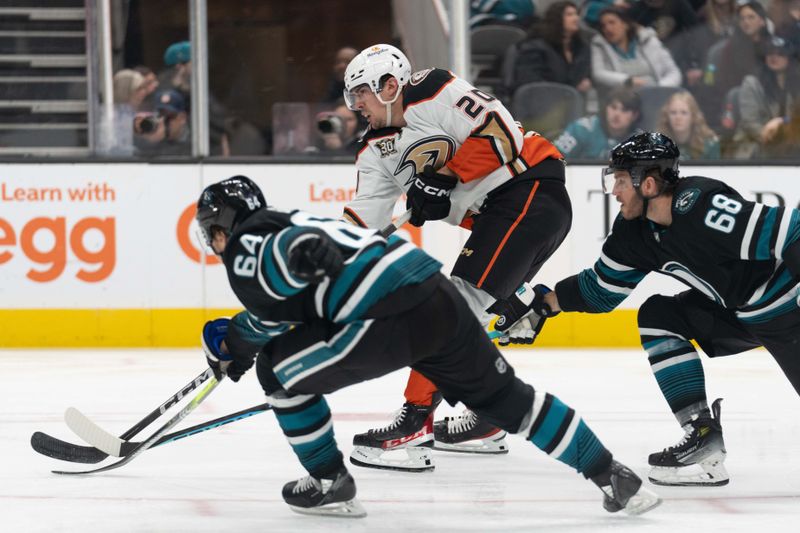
378, 209, 412, 238
56, 368, 213, 460
52, 375, 222, 475
31, 402, 271, 464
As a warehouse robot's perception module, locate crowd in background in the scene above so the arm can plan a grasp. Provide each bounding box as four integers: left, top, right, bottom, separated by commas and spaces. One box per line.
490, 0, 800, 160
104, 0, 800, 160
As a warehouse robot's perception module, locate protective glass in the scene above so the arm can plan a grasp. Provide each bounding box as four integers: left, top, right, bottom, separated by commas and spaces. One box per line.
601, 167, 617, 194
195, 226, 217, 255
343, 84, 373, 110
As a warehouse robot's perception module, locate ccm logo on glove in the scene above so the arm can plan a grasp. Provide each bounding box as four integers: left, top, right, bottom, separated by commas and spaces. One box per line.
405, 165, 458, 227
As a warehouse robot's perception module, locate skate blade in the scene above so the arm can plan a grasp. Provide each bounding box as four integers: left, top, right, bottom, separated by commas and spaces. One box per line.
433, 434, 509, 455
648, 456, 730, 487
622, 486, 662, 516
289, 498, 367, 519
349, 445, 435, 473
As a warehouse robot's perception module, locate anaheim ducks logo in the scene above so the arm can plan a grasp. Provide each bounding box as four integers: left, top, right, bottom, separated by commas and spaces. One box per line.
410, 69, 433, 85
395, 136, 456, 186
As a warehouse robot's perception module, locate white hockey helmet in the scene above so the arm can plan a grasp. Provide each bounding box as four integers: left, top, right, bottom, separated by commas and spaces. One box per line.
343, 44, 411, 109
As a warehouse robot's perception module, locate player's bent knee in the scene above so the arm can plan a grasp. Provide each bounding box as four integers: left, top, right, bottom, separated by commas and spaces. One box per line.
470, 378, 535, 433
638, 294, 676, 327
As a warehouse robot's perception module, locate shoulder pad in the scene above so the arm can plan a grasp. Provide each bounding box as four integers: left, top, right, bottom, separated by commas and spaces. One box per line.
403, 68, 456, 108
671, 176, 729, 216
225, 209, 293, 252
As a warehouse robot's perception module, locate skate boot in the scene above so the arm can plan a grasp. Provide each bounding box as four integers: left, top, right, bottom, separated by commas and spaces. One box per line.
349, 398, 440, 472
282, 467, 366, 518
648, 398, 728, 487
432, 409, 509, 454
591, 459, 662, 516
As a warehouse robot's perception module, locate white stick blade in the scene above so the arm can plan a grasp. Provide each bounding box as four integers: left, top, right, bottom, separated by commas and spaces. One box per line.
64, 407, 124, 457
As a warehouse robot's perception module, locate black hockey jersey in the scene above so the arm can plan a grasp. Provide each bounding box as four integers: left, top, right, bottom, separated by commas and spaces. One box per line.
222, 208, 442, 347
556, 176, 800, 324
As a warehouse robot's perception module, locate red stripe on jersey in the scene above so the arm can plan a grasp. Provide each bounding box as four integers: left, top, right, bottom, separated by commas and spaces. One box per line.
476, 180, 541, 288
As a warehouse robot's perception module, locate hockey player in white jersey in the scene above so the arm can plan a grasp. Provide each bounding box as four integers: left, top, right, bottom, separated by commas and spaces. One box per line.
340, 44, 573, 471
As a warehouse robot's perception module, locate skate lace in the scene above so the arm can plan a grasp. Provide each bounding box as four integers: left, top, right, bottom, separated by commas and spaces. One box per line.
292, 475, 321, 494
377, 406, 407, 433
446, 410, 477, 434
662, 425, 695, 452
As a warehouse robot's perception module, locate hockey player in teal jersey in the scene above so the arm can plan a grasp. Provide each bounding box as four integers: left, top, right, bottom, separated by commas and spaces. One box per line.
492, 132, 800, 487
194, 175, 661, 519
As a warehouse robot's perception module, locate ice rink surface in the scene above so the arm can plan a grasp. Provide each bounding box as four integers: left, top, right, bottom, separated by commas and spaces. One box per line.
2, 347, 799, 533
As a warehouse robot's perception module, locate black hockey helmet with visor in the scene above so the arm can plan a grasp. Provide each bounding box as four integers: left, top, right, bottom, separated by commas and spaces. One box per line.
602, 132, 680, 194
196, 175, 266, 253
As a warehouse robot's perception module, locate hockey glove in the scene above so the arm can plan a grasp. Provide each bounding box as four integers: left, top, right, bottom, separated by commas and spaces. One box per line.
487, 283, 559, 346
287, 229, 344, 283
405, 165, 458, 227
201, 318, 254, 382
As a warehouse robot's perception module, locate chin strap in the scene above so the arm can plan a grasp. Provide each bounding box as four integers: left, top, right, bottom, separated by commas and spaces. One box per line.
376, 85, 401, 127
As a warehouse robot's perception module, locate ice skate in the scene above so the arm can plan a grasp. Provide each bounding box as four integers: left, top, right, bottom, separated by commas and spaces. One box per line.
433, 409, 509, 454
282, 468, 366, 518
591, 459, 662, 516
349, 400, 438, 472
648, 398, 729, 487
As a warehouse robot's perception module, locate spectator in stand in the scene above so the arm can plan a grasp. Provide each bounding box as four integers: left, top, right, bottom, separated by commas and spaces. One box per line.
554, 85, 642, 157
582, 0, 631, 30
134, 89, 191, 157
769, 0, 800, 53
734, 36, 800, 158
133, 65, 159, 111
158, 40, 230, 156
763, 95, 800, 157
104, 69, 149, 156
627, 0, 699, 55
509, 1, 593, 97
656, 90, 721, 159
308, 100, 365, 156
700, 0, 738, 38
470, 0, 537, 28
321, 47, 359, 103
591, 7, 682, 101
713, 1, 772, 100
672, 0, 737, 127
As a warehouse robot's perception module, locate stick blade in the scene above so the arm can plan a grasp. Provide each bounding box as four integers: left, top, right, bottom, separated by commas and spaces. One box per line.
30, 431, 108, 464
64, 407, 125, 457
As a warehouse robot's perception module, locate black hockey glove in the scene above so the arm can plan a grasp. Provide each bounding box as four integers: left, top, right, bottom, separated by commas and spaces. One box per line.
405, 165, 458, 227
487, 283, 559, 346
287, 229, 344, 283
201, 318, 254, 382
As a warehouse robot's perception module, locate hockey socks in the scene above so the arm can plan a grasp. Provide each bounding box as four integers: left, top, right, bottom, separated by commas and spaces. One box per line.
640, 328, 708, 423
268, 392, 344, 477
519, 391, 612, 479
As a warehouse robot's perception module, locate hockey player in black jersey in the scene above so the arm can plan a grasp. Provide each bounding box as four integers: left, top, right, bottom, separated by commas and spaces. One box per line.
492, 132, 800, 487
194, 175, 661, 518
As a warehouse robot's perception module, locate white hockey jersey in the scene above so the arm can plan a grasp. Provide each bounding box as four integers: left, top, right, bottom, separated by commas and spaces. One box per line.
343, 68, 564, 229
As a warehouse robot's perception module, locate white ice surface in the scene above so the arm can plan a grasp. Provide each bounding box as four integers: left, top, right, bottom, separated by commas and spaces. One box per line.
2, 348, 799, 532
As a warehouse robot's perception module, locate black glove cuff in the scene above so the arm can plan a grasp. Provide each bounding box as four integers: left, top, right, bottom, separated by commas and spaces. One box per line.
225, 323, 261, 366
554, 275, 591, 313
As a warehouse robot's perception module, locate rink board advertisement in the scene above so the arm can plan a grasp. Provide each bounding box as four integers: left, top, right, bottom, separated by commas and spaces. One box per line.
1, 163, 797, 347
